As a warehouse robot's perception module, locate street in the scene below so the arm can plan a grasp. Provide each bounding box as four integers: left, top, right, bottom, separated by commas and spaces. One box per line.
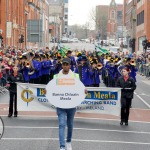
49, 42, 129, 54
0, 74, 150, 150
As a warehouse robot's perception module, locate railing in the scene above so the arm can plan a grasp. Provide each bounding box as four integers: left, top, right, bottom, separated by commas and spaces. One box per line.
137, 63, 150, 78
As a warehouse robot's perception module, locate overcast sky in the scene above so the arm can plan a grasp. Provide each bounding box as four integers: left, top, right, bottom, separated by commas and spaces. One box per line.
68, 0, 123, 25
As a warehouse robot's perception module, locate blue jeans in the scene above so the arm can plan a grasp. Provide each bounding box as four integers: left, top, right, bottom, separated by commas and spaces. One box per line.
56, 107, 76, 148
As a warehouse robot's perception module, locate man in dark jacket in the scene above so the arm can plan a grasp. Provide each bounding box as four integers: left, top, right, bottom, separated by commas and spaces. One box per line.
117, 67, 136, 125
7, 66, 24, 117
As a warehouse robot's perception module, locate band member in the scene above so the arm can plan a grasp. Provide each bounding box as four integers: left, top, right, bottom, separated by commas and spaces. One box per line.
75, 55, 93, 87
91, 59, 102, 87
66, 50, 76, 71
7, 65, 24, 117
117, 67, 136, 125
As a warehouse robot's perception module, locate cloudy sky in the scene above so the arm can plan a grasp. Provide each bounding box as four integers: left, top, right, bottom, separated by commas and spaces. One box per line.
68, 0, 123, 25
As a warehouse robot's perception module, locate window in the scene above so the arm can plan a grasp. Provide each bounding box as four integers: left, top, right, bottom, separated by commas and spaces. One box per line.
64, 8, 68, 13
137, 0, 141, 3
65, 28, 68, 33
111, 11, 115, 19
65, 15, 68, 19
137, 10, 144, 26
64, 0, 68, 3
65, 21, 68, 26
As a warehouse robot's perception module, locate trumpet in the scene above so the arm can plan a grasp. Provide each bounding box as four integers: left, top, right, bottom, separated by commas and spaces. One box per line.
25, 59, 35, 75
97, 63, 103, 70
25, 61, 30, 68
130, 59, 136, 66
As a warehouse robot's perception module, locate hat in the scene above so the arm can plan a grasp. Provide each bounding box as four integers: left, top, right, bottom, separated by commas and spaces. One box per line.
29, 52, 34, 57
62, 58, 71, 64
80, 55, 87, 61
67, 50, 72, 54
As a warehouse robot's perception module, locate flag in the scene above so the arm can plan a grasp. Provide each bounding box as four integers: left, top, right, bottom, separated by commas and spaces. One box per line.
58, 44, 69, 57
95, 45, 110, 54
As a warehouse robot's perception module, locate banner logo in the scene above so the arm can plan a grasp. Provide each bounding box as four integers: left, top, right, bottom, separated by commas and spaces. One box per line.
21, 87, 34, 105
56, 78, 75, 86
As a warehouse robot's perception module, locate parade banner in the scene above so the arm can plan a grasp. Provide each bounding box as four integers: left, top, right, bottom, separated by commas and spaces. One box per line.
17, 83, 121, 116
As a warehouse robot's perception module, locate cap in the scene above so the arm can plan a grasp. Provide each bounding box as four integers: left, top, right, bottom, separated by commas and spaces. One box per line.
80, 55, 87, 61
62, 58, 71, 64
67, 50, 72, 54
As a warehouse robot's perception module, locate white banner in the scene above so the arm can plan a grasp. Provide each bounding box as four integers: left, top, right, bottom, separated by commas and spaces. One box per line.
46, 76, 86, 109
17, 83, 121, 116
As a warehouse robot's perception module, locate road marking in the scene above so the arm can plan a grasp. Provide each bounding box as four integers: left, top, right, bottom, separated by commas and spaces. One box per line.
138, 93, 150, 97
4, 126, 150, 135
1, 138, 150, 145
1, 115, 150, 124
134, 92, 150, 109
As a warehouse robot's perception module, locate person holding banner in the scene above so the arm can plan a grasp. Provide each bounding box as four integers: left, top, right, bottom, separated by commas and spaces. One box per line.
46, 57, 87, 150
117, 67, 136, 125
7, 66, 24, 117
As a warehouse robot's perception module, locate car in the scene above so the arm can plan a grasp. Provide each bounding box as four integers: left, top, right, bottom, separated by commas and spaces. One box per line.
109, 47, 120, 54
61, 37, 69, 43
70, 38, 79, 43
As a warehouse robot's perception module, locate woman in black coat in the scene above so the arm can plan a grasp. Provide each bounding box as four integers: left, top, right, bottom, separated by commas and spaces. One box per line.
117, 67, 136, 125
7, 66, 24, 117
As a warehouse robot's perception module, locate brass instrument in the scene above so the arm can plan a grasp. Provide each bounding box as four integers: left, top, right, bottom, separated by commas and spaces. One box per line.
27, 60, 35, 75
130, 58, 136, 66
97, 62, 103, 70
25, 61, 30, 68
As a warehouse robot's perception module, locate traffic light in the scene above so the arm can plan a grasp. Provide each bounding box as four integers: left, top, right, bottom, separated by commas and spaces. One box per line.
19, 34, 24, 43
0, 35, 3, 47
142, 39, 147, 50
21, 34, 24, 43
129, 39, 135, 48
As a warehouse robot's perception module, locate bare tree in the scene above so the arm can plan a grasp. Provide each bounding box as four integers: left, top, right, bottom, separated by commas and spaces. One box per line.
89, 7, 108, 40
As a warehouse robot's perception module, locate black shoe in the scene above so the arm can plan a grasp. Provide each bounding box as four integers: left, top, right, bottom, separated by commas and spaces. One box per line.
8, 114, 12, 117
120, 121, 123, 125
125, 122, 128, 126
14, 114, 17, 117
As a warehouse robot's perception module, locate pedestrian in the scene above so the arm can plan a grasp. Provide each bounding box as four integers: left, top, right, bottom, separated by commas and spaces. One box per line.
7, 65, 24, 117
117, 67, 136, 125
46, 57, 87, 150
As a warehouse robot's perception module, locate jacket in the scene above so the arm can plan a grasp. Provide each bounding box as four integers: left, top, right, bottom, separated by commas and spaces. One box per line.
117, 76, 136, 100
7, 73, 24, 93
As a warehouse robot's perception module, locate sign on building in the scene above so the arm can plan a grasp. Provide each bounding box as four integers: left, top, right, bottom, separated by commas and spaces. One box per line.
6, 22, 12, 38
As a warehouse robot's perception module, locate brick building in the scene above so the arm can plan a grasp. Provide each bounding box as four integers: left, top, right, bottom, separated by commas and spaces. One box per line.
123, 0, 136, 52
136, 0, 150, 53
107, 0, 123, 40
96, 0, 123, 41
0, 0, 26, 49
0, 0, 49, 49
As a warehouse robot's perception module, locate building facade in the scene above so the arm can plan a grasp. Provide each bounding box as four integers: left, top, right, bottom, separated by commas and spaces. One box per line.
123, 0, 136, 52
0, 0, 49, 49
96, 0, 123, 41
107, 0, 123, 40
136, 0, 150, 53
63, 0, 69, 35
0, 0, 26, 49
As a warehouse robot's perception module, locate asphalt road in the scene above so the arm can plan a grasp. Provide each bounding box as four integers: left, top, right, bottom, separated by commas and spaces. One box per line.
0, 116, 150, 150
0, 74, 150, 150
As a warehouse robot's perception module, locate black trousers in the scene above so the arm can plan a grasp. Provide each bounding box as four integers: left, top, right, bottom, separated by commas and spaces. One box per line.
92, 84, 99, 87
121, 99, 132, 122
9, 92, 17, 115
